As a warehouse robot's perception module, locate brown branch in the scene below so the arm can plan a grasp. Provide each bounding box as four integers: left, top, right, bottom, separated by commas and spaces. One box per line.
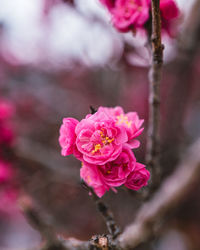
19, 196, 67, 250
119, 138, 200, 249
15, 137, 79, 181
29, 138, 200, 250
146, 0, 164, 190
82, 181, 121, 239
86, 106, 121, 239
161, 0, 200, 176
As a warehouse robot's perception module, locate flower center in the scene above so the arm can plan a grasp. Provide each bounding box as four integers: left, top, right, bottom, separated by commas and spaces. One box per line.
116, 114, 132, 128
91, 130, 114, 154
92, 143, 102, 154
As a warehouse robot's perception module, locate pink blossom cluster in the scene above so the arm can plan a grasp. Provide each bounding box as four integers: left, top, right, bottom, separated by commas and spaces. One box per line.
59, 106, 150, 197
99, 0, 180, 36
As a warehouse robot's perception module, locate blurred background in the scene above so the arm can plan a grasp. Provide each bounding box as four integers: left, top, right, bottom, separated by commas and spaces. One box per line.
0, 0, 200, 249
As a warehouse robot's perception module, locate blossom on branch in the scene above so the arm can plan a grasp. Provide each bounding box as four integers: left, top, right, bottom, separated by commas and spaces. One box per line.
98, 106, 144, 148
99, 0, 180, 36
100, 0, 150, 32
59, 106, 149, 197
160, 0, 180, 36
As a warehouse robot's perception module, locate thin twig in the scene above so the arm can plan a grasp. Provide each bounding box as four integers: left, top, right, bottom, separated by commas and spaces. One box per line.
146, 0, 164, 191
84, 106, 121, 239
81, 181, 121, 239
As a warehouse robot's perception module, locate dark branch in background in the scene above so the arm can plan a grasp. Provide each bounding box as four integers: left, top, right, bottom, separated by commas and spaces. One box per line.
45, 138, 200, 250
146, 0, 164, 191
119, 138, 200, 249
161, 0, 200, 177
81, 181, 121, 239
19, 196, 67, 250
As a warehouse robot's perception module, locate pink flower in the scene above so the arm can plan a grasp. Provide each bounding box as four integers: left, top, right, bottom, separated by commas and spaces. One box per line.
0, 99, 15, 147
99, 0, 115, 11
59, 118, 79, 156
81, 145, 147, 197
75, 110, 128, 165
100, 0, 150, 32
97, 144, 136, 186
0, 124, 14, 146
160, 0, 179, 20
59, 106, 148, 197
125, 163, 150, 190
98, 106, 143, 148
99, 0, 180, 36
80, 163, 109, 197
0, 100, 14, 121
160, 0, 180, 36
0, 161, 12, 184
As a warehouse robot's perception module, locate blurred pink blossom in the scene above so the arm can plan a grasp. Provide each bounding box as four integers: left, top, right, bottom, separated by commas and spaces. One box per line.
99, 0, 180, 36
0, 161, 12, 184
160, 0, 180, 36
0, 99, 15, 147
100, 0, 150, 32
0, 100, 14, 121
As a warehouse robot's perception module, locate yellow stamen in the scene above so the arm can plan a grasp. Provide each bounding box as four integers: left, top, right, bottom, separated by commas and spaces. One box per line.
116, 114, 132, 128
91, 130, 114, 154
92, 144, 101, 154
100, 131, 104, 137
87, 175, 91, 184
107, 138, 114, 143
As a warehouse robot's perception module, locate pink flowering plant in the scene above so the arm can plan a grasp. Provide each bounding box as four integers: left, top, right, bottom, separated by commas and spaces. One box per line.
99, 0, 180, 36
59, 106, 150, 197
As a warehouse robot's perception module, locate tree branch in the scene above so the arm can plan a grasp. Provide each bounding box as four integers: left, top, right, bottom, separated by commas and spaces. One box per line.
19, 196, 67, 250
33, 138, 200, 250
80, 106, 121, 239
146, 0, 164, 190
82, 181, 121, 239
119, 138, 200, 249
161, 0, 200, 177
